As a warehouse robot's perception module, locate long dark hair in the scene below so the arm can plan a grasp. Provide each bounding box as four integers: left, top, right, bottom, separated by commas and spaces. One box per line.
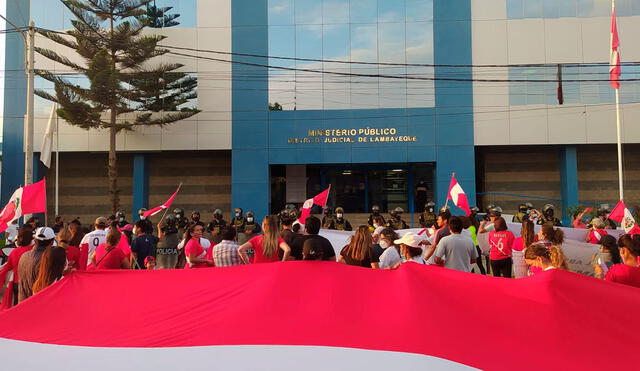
32, 243, 66, 294
15, 227, 34, 247
344, 226, 373, 261
541, 225, 564, 245
600, 235, 622, 265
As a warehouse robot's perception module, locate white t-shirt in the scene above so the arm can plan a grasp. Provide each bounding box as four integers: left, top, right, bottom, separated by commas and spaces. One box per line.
378, 246, 403, 269
5, 223, 18, 244
80, 229, 108, 263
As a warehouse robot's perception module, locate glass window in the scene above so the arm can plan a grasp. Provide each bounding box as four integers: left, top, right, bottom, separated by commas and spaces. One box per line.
406, 0, 433, 22
269, 0, 295, 25
378, 0, 405, 22
323, 24, 352, 109
507, 0, 524, 19
632, 0, 640, 15
269, 26, 296, 110
523, 0, 544, 18
350, 0, 378, 23
543, 0, 559, 18
323, 0, 350, 24
557, 0, 577, 17
295, 0, 322, 24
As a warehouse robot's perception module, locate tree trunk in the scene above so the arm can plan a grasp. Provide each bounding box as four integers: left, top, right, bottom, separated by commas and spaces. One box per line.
108, 109, 120, 215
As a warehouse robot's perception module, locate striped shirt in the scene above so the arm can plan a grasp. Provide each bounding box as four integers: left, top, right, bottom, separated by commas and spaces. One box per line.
212, 240, 243, 267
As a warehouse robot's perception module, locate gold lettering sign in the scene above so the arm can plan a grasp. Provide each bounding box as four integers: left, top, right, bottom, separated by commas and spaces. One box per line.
288, 127, 416, 145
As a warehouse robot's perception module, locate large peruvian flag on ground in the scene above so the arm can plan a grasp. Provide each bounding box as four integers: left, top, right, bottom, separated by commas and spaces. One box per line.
299, 186, 331, 223
0, 263, 638, 370
447, 173, 471, 216
0, 179, 47, 232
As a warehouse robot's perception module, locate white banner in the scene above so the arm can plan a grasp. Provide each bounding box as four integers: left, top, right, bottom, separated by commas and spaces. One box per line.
320, 223, 615, 277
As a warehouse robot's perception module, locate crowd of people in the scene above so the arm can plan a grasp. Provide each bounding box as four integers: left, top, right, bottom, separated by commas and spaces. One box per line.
1, 201, 639, 309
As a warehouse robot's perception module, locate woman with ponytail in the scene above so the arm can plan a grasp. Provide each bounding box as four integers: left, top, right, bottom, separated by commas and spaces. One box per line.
605, 235, 640, 288
90, 224, 130, 270
524, 244, 555, 272
512, 220, 536, 278
537, 225, 564, 247
239, 215, 290, 264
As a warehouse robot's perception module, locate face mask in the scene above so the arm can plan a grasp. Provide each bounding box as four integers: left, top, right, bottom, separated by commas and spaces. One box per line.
379, 240, 390, 249
192, 216, 200, 222
337, 214, 343, 219
118, 217, 124, 222
373, 210, 379, 215
247, 217, 254, 223
235, 213, 240, 217
428, 208, 434, 213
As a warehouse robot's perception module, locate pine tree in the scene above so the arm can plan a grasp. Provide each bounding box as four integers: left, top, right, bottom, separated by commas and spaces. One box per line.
34, 0, 199, 214
138, 2, 180, 28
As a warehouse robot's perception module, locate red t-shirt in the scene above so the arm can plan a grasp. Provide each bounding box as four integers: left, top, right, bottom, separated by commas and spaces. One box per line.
489, 230, 515, 260
572, 219, 587, 229
249, 235, 285, 263
605, 264, 640, 288
65, 245, 81, 271
512, 237, 524, 252
3, 245, 33, 283
94, 244, 126, 270
184, 238, 208, 269
587, 229, 607, 244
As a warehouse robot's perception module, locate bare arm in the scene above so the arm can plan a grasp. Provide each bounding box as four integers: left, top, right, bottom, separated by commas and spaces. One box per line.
423, 244, 437, 261
279, 241, 291, 262
370, 262, 379, 269
238, 241, 254, 264
187, 252, 213, 266
338, 255, 346, 264
90, 252, 97, 265
157, 224, 165, 239
434, 256, 444, 265
478, 221, 488, 234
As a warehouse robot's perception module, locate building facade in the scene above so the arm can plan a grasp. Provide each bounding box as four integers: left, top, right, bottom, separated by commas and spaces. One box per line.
2, 0, 638, 225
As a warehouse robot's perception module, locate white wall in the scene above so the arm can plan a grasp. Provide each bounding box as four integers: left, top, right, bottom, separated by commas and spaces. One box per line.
471, 0, 640, 146
33, 0, 232, 152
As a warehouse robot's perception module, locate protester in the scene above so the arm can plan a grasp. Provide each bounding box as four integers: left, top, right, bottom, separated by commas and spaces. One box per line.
280, 209, 301, 258
144, 256, 156, 270
378, 228, 402, 269
32, 239, 68, 295
512, 220, 536, 278
156, 215, 180, 269
17, 227, 57, 302
183, 224, 214, 268
462, 216, 485, 274
422, 210, 451, 263
212, 226, 243, 267
57, 226, 81, 271
484, 217, 515, 278
0, 228, 34, 308
537, 225, 564, 247
4, 220, 19, 246
524, 244, 556, 273
605, 235, 640, 288
592, 235, 621, 279
80, 217, 109, 264
434, 216, 478, 272
339, 226, 378, 268
52, 216, 65, 234
91, 227, 129, 270
571, 208, 591, 229
130, 219, 159, 270
300, 216, 336, 261
67, 219, 84, 247
586, 218, 608, 244
394, 233, 427, 265
239, 215, 291, 264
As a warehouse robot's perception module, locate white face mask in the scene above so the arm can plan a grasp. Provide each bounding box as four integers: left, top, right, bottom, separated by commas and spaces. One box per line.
379, 240, 390, 249
247, 218, 254, 223
235, 213, 240, 217
337, 214, 343, 219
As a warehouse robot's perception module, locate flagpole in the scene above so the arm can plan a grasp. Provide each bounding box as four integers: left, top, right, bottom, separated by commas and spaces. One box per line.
615, 88, 624, 201
55, 105, 59, 216
444, 173, 454, 210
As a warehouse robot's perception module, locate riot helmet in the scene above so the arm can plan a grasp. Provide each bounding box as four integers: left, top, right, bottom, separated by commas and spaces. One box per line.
335, 207, 344, 219
116, 210, 126, 222
525, 202, 534, 210
425, 201, 436, 213
246, 211, 255, 223
234, 208, 243, 218
394, 207, 404, 217
173, 208, 184, 218
191, 210, 201, 222
372, 205, 381, 215
518, 204, 528, 213
214, 209, 223, 220
138, 208, 147, 218
543, 204, 555, 218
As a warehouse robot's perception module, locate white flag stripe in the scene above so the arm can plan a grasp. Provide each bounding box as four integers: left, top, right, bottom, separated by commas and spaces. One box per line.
450, 183, 464, 204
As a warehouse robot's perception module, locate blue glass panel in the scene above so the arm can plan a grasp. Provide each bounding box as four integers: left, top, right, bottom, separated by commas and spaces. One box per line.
269, 0, 295, 25
295, 0, 322, 24
543, 0, 559, 18
323, 0, 350, 24
507, 0, 524, 19
632, 0, 640, 15
350, 0, 377, 23
616, 0, 633, 16
557, 0, 577, 17
406, 0, 433, 22
523, 0, 544, 18
378, 0, 405, 22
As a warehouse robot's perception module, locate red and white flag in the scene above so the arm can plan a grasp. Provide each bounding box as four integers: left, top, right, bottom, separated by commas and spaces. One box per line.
299, 186, 331, 223
143, 185, 181, 219
0, 263, 638, 370
447, 174, 471, 216
608, 200, 639, 233
0, 179, 47, 232
610, 1, 621, 89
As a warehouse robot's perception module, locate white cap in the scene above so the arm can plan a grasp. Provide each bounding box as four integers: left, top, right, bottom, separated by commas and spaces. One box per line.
373, 226, 385, 236
394, 232, 423, 248
34, 227, 56, 241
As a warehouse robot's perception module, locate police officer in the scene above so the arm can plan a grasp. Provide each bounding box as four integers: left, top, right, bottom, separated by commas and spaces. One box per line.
156, 214, 180, 269
239, 211, 261, 245
470, 206, 480, 221
512, 203, 529, 223
322, 207, 337, 229
116, 210, 128, 228
231, 208, 247, 231
207, 209, 227, 244
173, 208, 189, 234
332, 207, 352, 231
419, 201, 437, 228
537, 204, 562, 226
387, 207, 409, 230
367, 205, 386, 228
190, 210, 205, 228
138, 208, 148, 221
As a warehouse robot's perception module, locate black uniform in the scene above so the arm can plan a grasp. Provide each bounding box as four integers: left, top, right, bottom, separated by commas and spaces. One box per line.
322, 216, 337, 229
387, 217, 409, 230
333, 218, 352, 231
367, 214, 386, 227
231, 216, 247, 231
207, 218, 227, 243
419, 211, 436, 228
512, 212, 528, 224
536, 216, 562, 227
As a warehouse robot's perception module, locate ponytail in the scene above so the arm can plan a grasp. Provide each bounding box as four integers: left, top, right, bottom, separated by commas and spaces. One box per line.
548, 245, 569, 270
541, 225, 564, 245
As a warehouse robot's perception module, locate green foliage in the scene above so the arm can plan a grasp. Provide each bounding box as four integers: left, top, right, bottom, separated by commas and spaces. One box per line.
138, 3, 181, 28
269, 102, 283, 111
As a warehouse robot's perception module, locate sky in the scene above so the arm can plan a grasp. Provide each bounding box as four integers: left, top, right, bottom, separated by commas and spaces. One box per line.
0, 0, 6, 143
